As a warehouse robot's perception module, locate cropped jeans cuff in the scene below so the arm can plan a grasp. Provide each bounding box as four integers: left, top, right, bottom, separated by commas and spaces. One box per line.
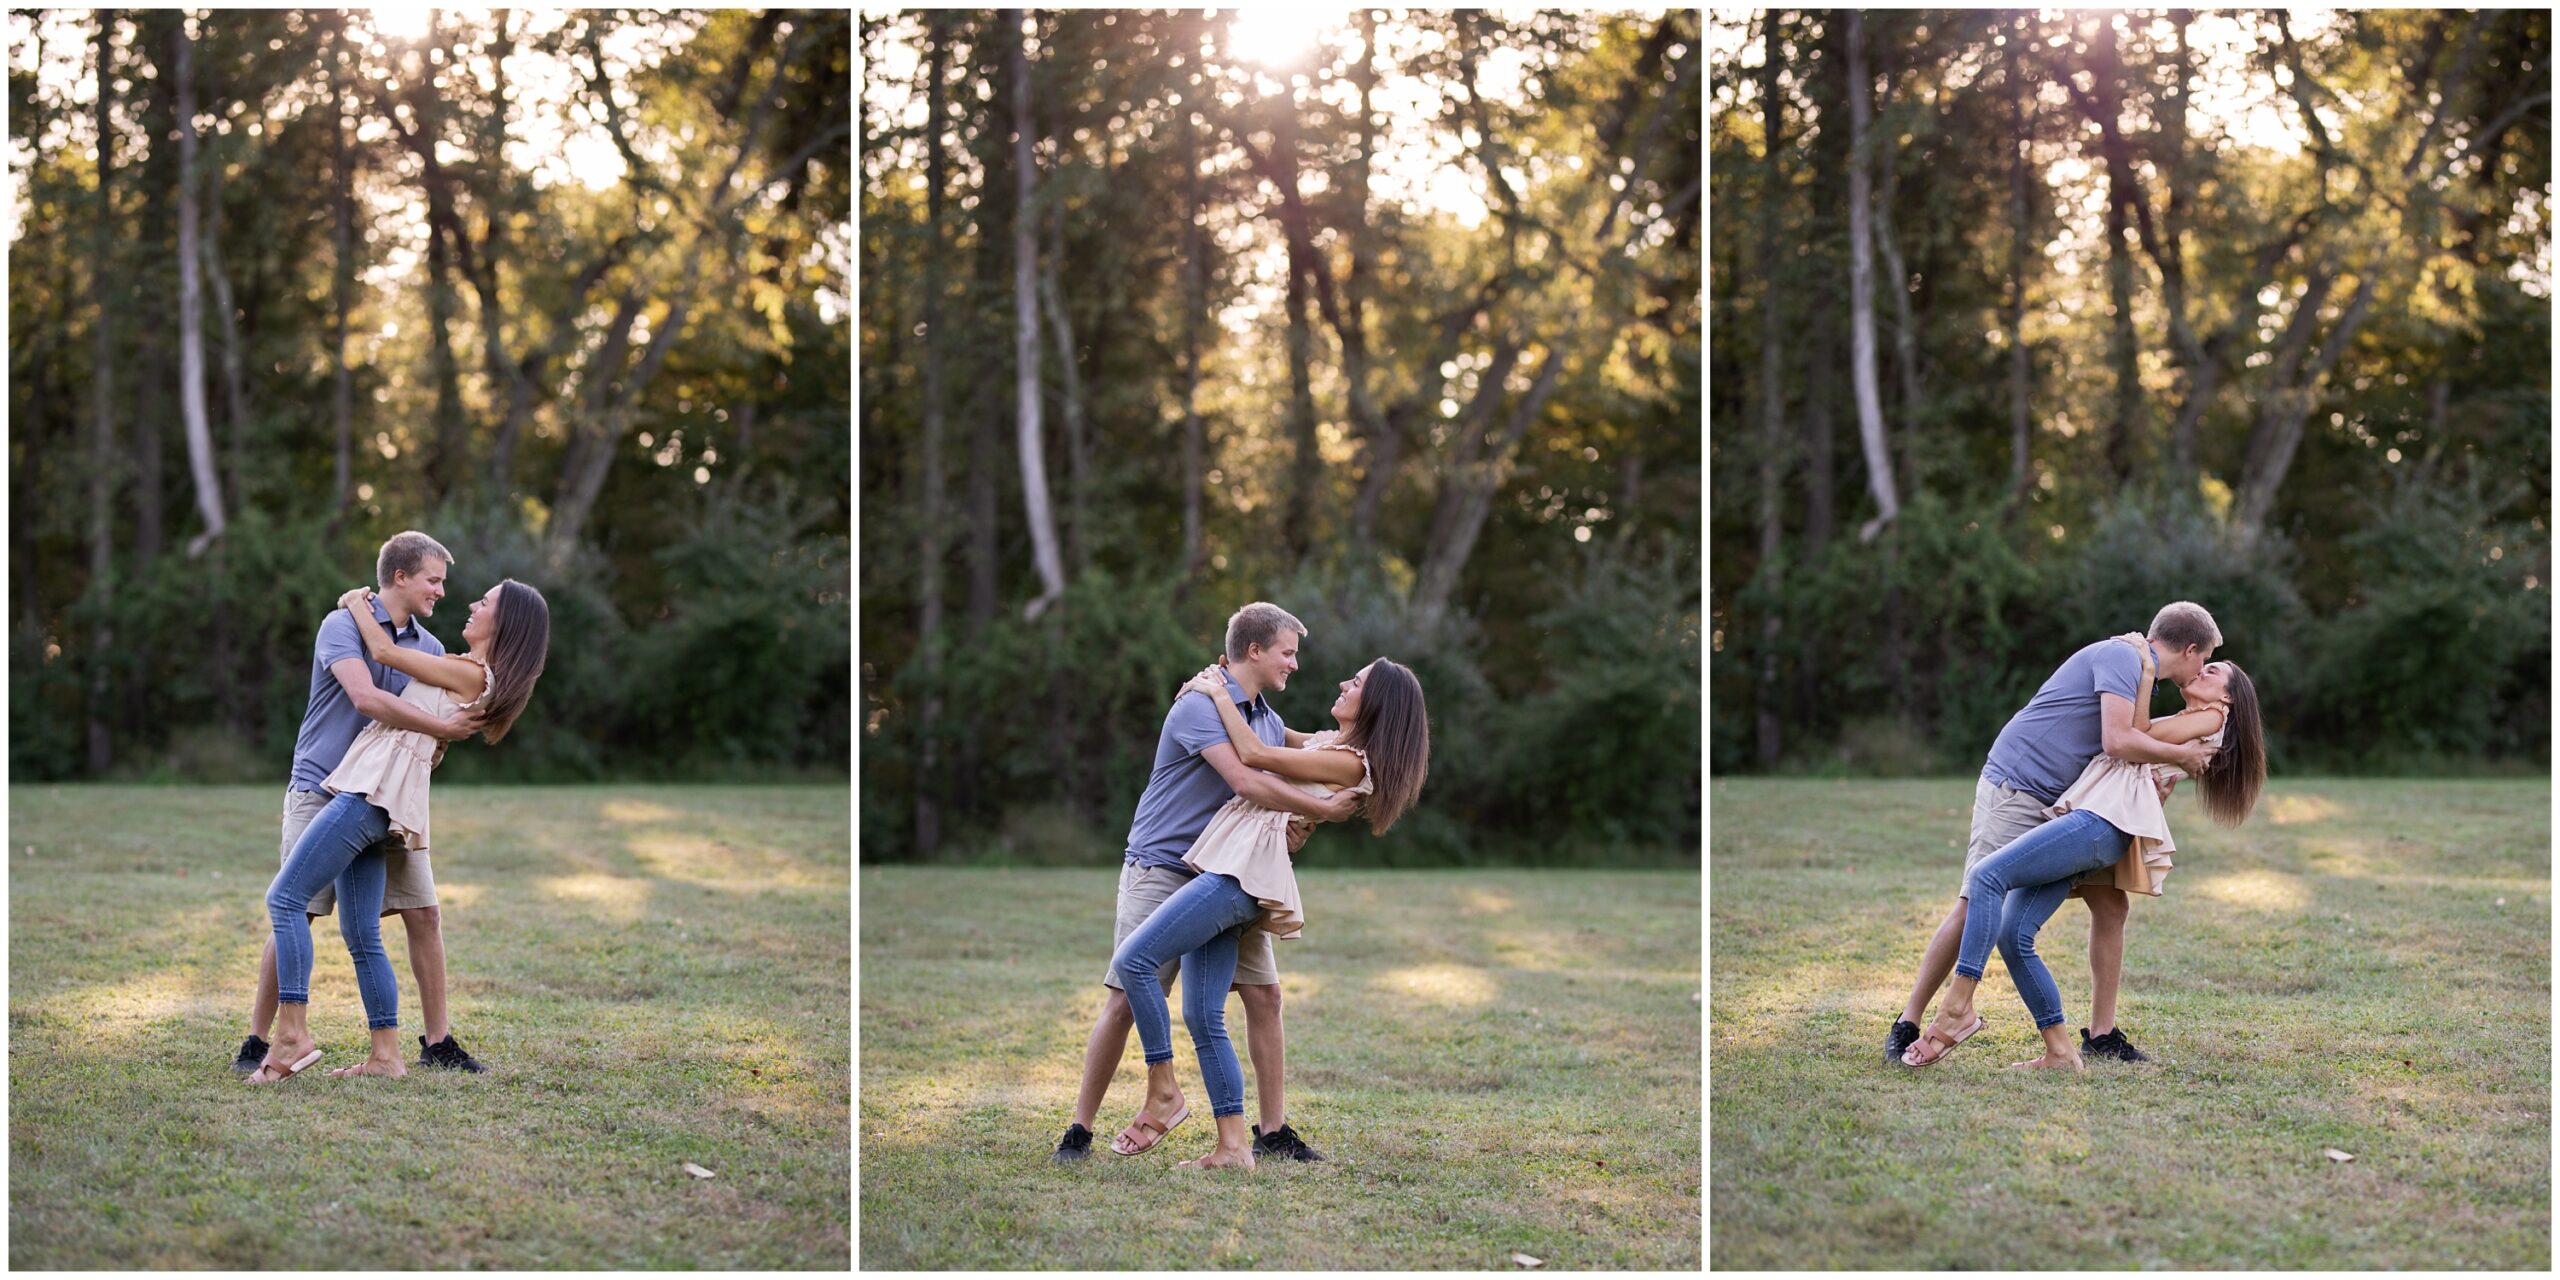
1143, 1050, 1174, 1065
1953, 964, 1984, 982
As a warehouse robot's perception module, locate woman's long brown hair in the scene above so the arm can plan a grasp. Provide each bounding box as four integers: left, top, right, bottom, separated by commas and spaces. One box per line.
2196, 663, 2264, 827
475, 579, 551, 744
1343, 658, 1430, 835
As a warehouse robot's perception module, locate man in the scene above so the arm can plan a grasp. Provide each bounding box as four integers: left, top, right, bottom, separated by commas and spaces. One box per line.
231, 531, 492, 1076
1051, 602, 1359, 1163
1885, 601, 2223, 1067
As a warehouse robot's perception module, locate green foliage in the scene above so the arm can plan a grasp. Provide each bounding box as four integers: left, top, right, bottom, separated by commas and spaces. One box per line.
2293, 475, 2548, 767
1717, 486, 2549, 776
616, 477, 852, 773
8, 11, 847, 783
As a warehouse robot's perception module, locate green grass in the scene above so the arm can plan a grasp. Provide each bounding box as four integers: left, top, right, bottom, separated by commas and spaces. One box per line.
859, 867, 1702, 1269
8, 785, 849, 1269
1710, 777, 2550, 1270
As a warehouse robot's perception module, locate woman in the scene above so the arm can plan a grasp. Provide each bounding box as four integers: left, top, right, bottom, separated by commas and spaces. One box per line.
244, 580, 551, 1084
1904, 635, 2264, 1070
1109, 658, 1430, 1169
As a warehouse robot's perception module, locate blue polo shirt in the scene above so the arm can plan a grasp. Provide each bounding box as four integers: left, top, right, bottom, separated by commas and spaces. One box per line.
1123, 669, 1288, 870
287, 601, 447, 793
1980, 637, 2154, 806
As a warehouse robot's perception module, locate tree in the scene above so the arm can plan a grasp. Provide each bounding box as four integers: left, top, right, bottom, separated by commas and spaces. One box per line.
86, 9, 117, 775
914, 11, 951, 855
327, 9, 355, 522
1845, 11, 1895, 543
1004, 8, 1065, 619
1755, 12, 1786, 769
172, 13, 226, 558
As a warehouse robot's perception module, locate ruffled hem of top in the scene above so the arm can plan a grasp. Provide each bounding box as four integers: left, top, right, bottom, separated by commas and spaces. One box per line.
1184, 803, 1304, 938
320, 762, 431, 851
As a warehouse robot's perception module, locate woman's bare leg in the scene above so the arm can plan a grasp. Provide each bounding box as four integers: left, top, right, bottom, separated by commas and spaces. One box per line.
246, 1004, 317, 1083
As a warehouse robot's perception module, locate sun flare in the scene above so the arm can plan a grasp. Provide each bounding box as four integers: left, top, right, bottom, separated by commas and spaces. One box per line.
1227, 6, 1346, 69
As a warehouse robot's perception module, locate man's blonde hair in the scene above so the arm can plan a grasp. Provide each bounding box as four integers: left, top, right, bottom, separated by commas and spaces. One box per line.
377, 531, 454, 588
2148, 600, 2222, 652
1225, 602, 1306, 662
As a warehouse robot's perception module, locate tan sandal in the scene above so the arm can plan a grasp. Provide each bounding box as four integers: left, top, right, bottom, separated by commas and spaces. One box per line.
243, 1046, 324, 1085
1900, 1014, 1985, 1067
1111, 1105, 1190, 1155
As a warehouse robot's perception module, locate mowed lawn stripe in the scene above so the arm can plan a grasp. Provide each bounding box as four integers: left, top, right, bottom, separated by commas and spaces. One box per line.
1709, 776, 2549, 1270
859, 866, 1702, 1270
9, 784, 850, 1270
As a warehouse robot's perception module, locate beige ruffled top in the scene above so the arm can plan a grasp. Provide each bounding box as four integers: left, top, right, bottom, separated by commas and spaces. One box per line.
321, 657, 489, 853
2043, 636, 2226, 897
1182, 731, 1374, 939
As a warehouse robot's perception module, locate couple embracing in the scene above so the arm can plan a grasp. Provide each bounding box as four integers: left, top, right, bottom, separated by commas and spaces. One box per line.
1051, 602, 1431, 1170
1887, 601, 2268, 1071
238, 530, 551, 1084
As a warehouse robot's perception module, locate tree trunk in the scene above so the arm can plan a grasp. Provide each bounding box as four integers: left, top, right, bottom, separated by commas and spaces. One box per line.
1274, 88, 1321, 566
1037, 221, 1090, 578
417, 27, 468, 505
1755, 13, 1786, 770
1868, 36, 1923, 491
329, 10, 355, 523
1845, 11, 1896, 542
1005, 8, 1066, 619
2160, 11, 2202, 489
1344, 9, 1393, 556
172, 16, 225, 558
2089, 18, 2143, 484
1178, 80, 1206, 580
87, 9, 117, 776
2234, 271, 2377, 537
1412, 346, 1565, 634
2006, 25, 2035, 510
200, 157, 251, 509
914, 12, 950, 857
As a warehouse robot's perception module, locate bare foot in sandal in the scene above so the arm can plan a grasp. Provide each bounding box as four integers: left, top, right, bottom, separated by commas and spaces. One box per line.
1902, 1004, 1984, 1067
328, 1054, 409, 1079
244, 1033, 321, 1085
1111, 1080, 1190, 1156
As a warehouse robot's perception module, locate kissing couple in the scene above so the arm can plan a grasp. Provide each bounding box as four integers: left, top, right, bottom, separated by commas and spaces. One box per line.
1051, 602, 1432, 1169
1889, 601, 2268, 1071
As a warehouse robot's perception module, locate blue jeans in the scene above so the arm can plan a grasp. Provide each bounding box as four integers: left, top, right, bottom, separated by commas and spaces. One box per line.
1109, 871, 1265, 1118
1954, 808, 2129, 1030
265, 791, 402, 1029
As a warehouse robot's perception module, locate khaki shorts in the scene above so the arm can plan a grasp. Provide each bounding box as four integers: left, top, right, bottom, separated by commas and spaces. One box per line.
281, 788, 438, 918
1102, 862, 1279, 990
1961, 776, 2113, 897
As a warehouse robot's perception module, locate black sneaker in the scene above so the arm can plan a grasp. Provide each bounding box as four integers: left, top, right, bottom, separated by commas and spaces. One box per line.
2082, 1027, 2152, 1063
1052, 1123, 1094, 1164
1252, 1123, 1327, 1162
231, 1034, 271, 1075
417, 1034, 490, 1073
1884, 1019, 1921, 1067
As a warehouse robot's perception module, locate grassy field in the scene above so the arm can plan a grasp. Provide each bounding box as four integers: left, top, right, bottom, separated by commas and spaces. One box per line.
8, 785, 849, 1269
859, 866, 1701, 1270
1710, 777, 2549, 1270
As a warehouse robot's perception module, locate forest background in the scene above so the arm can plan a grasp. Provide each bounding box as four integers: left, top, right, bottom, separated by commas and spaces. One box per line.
1708, 9, 2551, 776
8, 9, 852, 784
858, 9, 1704, 866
